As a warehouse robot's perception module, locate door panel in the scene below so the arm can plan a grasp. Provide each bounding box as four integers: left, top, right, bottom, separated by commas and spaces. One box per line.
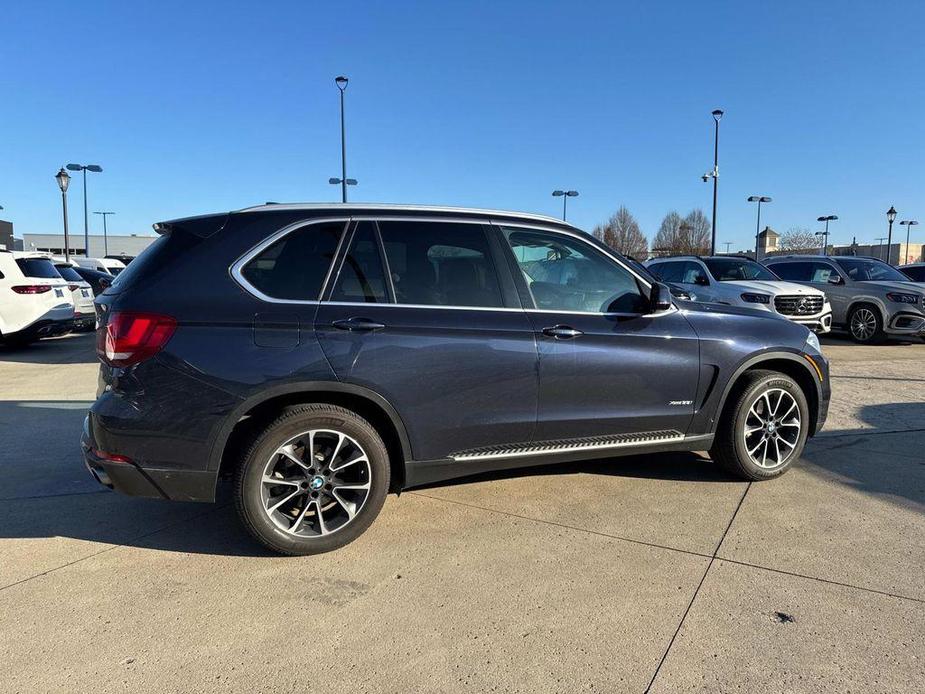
498, 225, 700, 440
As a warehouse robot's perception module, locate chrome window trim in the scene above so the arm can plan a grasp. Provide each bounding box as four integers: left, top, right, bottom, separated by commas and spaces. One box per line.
229, 217, 351, 305
322, 300, 524, 313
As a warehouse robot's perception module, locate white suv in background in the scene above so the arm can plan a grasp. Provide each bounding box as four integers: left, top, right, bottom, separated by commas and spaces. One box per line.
73, 256, 126, 276
0, 251, 75, 346
53, 261, 96, 331
646, 255, 832, 333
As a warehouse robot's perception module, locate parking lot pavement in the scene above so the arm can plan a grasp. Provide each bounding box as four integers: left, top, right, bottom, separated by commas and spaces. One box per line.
1, 333, 923, 693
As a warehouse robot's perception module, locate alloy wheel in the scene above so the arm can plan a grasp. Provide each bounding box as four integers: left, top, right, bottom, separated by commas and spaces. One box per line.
260, 429, 371, 537
742, 388, 801, 469
850, 308, 878, 341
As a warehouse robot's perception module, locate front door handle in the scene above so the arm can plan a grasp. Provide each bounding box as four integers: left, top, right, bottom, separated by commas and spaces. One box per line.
542, 325, 583, 339
332, 317, 386, 332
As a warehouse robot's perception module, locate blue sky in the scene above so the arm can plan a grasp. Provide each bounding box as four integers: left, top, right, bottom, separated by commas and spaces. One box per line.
2, 1, 923, 251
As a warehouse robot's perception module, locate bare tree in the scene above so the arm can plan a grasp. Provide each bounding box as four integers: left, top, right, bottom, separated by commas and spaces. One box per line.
779, 227, 819, 252
652, 209, 711, 256
592, 206, 648, 258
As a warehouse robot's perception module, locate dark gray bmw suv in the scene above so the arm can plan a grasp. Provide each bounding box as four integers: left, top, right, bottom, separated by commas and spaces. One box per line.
83, 204, 830, 555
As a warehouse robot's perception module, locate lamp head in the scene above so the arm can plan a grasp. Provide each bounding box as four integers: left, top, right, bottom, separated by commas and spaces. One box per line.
712, 109, 724, 122
55, 167, 71, 193
551, 190, 564, 197
887, 206, 897, 223
566, 190, 579, 197
335, 75, 348, 91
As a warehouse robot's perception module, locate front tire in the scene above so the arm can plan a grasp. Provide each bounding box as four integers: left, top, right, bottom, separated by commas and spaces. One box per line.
711, 370, 809, 481
235, 404, 390, 556
848, 304, 883, 344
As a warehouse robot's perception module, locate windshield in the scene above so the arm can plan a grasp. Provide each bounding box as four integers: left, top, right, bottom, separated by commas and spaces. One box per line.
15, 258, 61, 279
835, 258, 911, 282
704, 258, 780, 281
55, 265, 84, 282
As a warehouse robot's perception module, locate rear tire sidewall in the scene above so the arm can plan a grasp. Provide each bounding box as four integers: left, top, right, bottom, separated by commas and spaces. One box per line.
730, 374, 809, 480
236, 406, 390, 556
848, 304, 883, 344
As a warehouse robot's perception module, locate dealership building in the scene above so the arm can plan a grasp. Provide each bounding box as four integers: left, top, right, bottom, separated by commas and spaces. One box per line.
20, 233, 158, 258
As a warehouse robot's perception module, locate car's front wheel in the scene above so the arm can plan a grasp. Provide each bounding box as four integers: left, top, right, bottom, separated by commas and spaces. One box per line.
848, 304, 883, 343
711, 370, 809, 481
235, 404, 390, 555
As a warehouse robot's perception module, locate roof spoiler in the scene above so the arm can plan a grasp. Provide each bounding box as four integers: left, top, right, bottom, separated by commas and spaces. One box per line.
153, 212, 231, 238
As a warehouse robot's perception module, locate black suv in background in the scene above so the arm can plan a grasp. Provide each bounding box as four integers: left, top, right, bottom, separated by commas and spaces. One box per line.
84, 204, 830, 555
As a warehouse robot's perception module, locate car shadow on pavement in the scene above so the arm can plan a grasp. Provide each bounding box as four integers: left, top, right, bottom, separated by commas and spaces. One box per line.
0, 332, 97, 365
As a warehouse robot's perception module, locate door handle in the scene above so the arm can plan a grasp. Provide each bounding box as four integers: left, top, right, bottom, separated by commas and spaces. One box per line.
542, 325, 583, 339
332, 317, 386, 332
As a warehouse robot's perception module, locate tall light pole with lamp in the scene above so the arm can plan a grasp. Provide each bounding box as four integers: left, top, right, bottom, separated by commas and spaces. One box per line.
701, 109, 723, 255
328, 76, 357, 202
747, 195, 772, 260
66, 163, 103, 256
55, 168, 72, 261
885, 206, 897, 264
816, 215, 837, 255
900, 219, 919, 264
875, 237, 888, 261
551, 190, 579, 221
94, 211, 115, 256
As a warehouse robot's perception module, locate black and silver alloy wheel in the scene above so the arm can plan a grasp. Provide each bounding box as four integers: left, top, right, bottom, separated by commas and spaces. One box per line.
848, 305, 883, 343
711, 369, 809, 481
742, 388, 801, 469
236, 404, 389, 555
262, 430, 371, 537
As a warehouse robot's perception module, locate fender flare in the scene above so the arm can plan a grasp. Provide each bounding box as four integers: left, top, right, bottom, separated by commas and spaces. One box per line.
711, 350, 823, 435
846, 297, 888, 327
206, 381, 413, 471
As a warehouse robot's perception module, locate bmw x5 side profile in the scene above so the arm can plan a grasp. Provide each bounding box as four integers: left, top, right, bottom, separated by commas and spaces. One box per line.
83, 204, 830, 555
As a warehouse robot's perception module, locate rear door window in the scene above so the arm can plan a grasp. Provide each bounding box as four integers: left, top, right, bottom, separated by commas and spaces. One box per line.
903, 266, 925, 281
15, 258, 61, 279
241, 221, 345, 300
377, 221, 504, 308
55, 265, 84, 282
678, 261, 708, 285
648, 261, 682, 283
330, 222, 389, 303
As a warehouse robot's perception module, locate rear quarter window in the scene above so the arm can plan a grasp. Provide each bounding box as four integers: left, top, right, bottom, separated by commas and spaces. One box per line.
240, 221, 345, 300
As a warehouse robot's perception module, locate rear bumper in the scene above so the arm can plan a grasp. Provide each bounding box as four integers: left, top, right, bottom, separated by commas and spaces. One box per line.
72, 313, 96, 331
81, 415, 217, 502
4, 318, 74, 342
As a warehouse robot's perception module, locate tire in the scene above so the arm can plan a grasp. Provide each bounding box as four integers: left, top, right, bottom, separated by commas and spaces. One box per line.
711, 370, 809, 481
235, 404, 390, 556
847, 304, 884, 344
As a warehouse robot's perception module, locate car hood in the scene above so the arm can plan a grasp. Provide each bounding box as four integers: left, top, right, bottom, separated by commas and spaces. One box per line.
681, 300, 789, 322
720, 280, 824, 296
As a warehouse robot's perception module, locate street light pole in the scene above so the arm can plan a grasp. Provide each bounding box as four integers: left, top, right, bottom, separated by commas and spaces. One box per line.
337, 76, 348, 203
816, 215, 837, 255
55, 168, 72, 262
700, 109, 724, 255
886, 206, 897, 264
875, 237, 888, 261
66, 163, 102, 256
900, 220, 920, 264
94, 211, 115, 256
551, 190, 579, 221
748, 195, 772, 260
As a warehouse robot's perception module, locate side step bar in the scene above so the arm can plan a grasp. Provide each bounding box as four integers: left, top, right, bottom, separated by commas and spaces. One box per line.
450, 430, 685, 462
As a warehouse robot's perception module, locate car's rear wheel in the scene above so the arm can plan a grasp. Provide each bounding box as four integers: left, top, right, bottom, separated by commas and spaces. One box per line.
711, 370, 809, 481
847, 304, 883, 343
235, 404, 390, 555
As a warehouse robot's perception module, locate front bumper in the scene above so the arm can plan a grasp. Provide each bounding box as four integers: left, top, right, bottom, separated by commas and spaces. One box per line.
780, 308, 833, 334
885, 312, 925, 336
81, 415, 217, 502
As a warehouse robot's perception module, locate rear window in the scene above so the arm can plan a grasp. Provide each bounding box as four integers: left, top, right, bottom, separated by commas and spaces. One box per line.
241, 221, 345, 300
15, 258, 61, 279
55, 265, 83, 282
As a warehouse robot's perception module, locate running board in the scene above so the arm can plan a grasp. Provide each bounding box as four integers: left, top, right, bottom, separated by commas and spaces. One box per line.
450, 430, 685, 462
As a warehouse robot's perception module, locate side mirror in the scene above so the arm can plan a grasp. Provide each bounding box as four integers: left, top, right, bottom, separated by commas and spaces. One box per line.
695, 275, 710, 286
649, 282, 673, 313
827, 275, 843, 285
99, 277, 112, 290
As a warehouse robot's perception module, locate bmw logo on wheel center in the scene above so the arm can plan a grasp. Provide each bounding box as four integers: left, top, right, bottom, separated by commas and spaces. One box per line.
310, 476, 325, 491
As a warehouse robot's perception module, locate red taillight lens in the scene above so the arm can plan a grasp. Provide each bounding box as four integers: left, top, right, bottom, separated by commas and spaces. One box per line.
11, 285, 52, 294
97, 312, 177, 367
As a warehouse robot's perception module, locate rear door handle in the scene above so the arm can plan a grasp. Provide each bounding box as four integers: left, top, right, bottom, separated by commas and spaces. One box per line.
542, 325, 583, 339
332, 317, 386, 332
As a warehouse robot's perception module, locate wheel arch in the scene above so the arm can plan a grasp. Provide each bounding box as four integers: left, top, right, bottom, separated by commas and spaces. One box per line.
846, 297, 888, 324
211, 382, 412, 493
713, 352, 822, 437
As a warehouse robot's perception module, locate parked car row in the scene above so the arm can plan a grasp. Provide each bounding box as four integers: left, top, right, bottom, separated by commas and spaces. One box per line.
644, 254, 925, 344
0, 251, 118, 347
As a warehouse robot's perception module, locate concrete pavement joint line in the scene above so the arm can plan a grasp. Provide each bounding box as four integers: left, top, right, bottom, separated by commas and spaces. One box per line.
714, 556, 925, 605
1, 489, 109, 502
406, 491, 715, 560
816, 427, 925, 440
0, 504, 229, 594
830, 375, 925, 382
643, 482, 752, 694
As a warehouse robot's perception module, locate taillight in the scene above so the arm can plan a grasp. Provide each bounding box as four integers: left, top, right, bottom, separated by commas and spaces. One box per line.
11, 285, 52, 294
97, 312, 177, 367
